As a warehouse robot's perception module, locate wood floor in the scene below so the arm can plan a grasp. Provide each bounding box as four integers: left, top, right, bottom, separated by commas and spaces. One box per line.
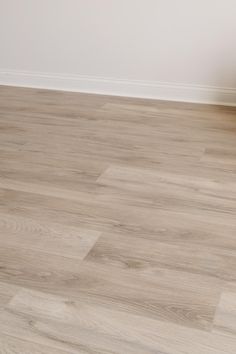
0, 85, 236, 353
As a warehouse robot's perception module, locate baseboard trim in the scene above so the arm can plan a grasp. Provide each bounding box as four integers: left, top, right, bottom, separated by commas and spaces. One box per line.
0, 70, 236, 107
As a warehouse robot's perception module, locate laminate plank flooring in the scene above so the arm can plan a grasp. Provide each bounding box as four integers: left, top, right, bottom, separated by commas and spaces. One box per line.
0, 85, 236, 353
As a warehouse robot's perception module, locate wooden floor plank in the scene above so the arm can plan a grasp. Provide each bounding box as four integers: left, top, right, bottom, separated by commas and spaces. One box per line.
0, 245, 89, 297
97, 164, 236, 216
0, 333, 70, 354
0, 288, 235, 354
61, 257, 221, 331
0, 212, 101, 260
86, 230, 233, 282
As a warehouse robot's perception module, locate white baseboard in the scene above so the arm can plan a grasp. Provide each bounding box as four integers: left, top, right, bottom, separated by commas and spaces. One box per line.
0, 70, 236, 107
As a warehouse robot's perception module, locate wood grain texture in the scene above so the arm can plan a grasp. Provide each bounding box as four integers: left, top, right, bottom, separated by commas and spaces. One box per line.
0, 85, 236, 353
213, 282, 236, 338
0, 212, 101, 260
0, 333, 70, 354
0, 282, 19, 310
0, 288, 235, 354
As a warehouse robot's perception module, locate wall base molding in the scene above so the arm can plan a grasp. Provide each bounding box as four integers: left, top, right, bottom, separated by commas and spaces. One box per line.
0, 70, 236, 107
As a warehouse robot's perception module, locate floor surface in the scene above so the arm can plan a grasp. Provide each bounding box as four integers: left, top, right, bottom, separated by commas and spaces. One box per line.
0, 86, 236, 353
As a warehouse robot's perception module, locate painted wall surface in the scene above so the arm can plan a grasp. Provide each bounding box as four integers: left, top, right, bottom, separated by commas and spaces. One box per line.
0, 0, 236, 103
